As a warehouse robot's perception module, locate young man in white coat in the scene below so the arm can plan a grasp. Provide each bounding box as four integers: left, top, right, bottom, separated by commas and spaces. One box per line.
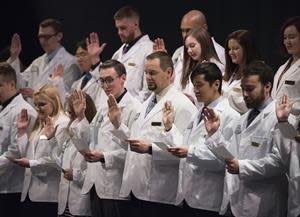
160, 62, 239, 217
172, 10, 225, 89
8, 18, 81, 100
0, 62, 37, 217
71, 59, 141, 217
204, 61, 288, 217
110, 51, 198, 217
71, 34, 106, 111
112, 5, 153, 102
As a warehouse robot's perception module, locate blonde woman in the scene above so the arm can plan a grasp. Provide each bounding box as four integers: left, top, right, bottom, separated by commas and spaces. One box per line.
10, 84, 69, 217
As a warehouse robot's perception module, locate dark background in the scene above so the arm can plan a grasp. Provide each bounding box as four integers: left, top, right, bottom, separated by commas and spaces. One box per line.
1, 0, 299, 72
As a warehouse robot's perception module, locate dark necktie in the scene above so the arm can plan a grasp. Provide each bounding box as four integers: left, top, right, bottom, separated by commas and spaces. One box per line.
197, 106, 207, 125
122, 44, 130, 54
246, 108, 260, 128
145, 95, 157, 118
80, 72, 92, 89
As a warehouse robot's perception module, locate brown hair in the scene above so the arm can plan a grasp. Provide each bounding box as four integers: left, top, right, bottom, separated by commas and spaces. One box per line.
182, 27, 220, 89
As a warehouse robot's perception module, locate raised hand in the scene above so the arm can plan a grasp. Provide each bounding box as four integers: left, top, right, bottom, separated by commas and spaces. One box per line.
162, 101, 174, 131
276, 94, 293, 122
9, 33, 22, 61
43, 116, 58, 139
19, 87, 34, 98
72, 90, 86, 120
17, 109, 29, 137
86, 32, 107, 64
203, 107, 220, 137
51, 64, 64, 81
153, 38, 167, 53
107, 94, 122, 129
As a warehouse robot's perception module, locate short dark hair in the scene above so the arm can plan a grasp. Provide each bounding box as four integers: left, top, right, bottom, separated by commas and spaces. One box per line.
99, 59, 126, 76
190, 62, 223, 93
113, 5, 140, 20
75, 40, 87, 50
39, 18, 62, 33
0, 62, 17, 84
280, 16, 300, 57
146, 51, 173, 72
242, 60, 274, 88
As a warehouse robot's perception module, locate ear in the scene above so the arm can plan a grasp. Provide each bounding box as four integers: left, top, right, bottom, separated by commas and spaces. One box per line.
264, 81, 272, 91
213, 80, 220, 91
166, 67, 173, 78
56, 32, 63, 41
120, 74, 126, 82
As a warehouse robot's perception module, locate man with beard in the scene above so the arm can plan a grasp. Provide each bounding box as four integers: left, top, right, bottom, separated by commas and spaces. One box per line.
203, 61, 288, 217
112, 5, 153, 102
110, 51, 197, 217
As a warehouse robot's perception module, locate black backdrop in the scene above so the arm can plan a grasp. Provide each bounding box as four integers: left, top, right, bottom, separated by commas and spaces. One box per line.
1, 0, 300, 71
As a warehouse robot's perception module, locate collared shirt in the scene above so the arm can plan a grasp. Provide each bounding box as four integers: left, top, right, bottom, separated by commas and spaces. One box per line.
116, 89, 127, 104
0, 92, 19, 110
123, 34, 144, 54
156, 84, 172, 102
46, 46, 61, 63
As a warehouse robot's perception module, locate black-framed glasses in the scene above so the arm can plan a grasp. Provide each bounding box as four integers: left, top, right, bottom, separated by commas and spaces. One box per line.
98, 75, 120, 87
37, 32, 58, 40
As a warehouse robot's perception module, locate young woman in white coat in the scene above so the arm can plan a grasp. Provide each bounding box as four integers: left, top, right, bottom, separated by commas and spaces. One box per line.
10, 84, 69, 217
272, 16, 300, 101
178, 27, 224, 104
222, 29, 260, 114
49, 91, 97, 217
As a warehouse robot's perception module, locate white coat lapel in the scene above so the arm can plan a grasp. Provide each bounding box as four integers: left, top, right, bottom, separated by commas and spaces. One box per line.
276, 58, 300, 92
41, 47, 65, 80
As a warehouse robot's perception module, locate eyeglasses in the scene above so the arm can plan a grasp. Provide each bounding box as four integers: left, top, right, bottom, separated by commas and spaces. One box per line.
98, 75, 120, 87
37, 32, 58, 40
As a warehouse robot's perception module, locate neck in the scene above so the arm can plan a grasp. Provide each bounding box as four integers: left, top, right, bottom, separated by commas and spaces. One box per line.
204, 94, 220, 106
114, 88, 125, 99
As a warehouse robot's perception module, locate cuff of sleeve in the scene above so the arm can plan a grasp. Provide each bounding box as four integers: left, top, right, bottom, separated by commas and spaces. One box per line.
204, 130, 221, 150
29, 159, 39, 168
238, 159, 248, 180
102, 152, 113, 169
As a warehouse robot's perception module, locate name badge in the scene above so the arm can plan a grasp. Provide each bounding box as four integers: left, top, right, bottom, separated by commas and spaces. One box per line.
251, 141, 260, 147
128, 62, 136, 67
151, 122, 162, 126
285, 80, 295, 85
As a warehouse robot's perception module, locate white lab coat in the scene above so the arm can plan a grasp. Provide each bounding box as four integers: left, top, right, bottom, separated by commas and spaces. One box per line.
205, 100, 288, 217
11, 47, 81, 99
114, 85, 198, 204
18, 113, 69, 202
112, 35, 153, 102
172, 37, 225, 91
73, 91, 141, 200
274, 122, 300, 217
222, 79, 248, 114
272, 58, 300, 100
49, 136, 91, 216
0, 94, 37, 193
71, 66, 107, 111
160, 97, 239, 211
